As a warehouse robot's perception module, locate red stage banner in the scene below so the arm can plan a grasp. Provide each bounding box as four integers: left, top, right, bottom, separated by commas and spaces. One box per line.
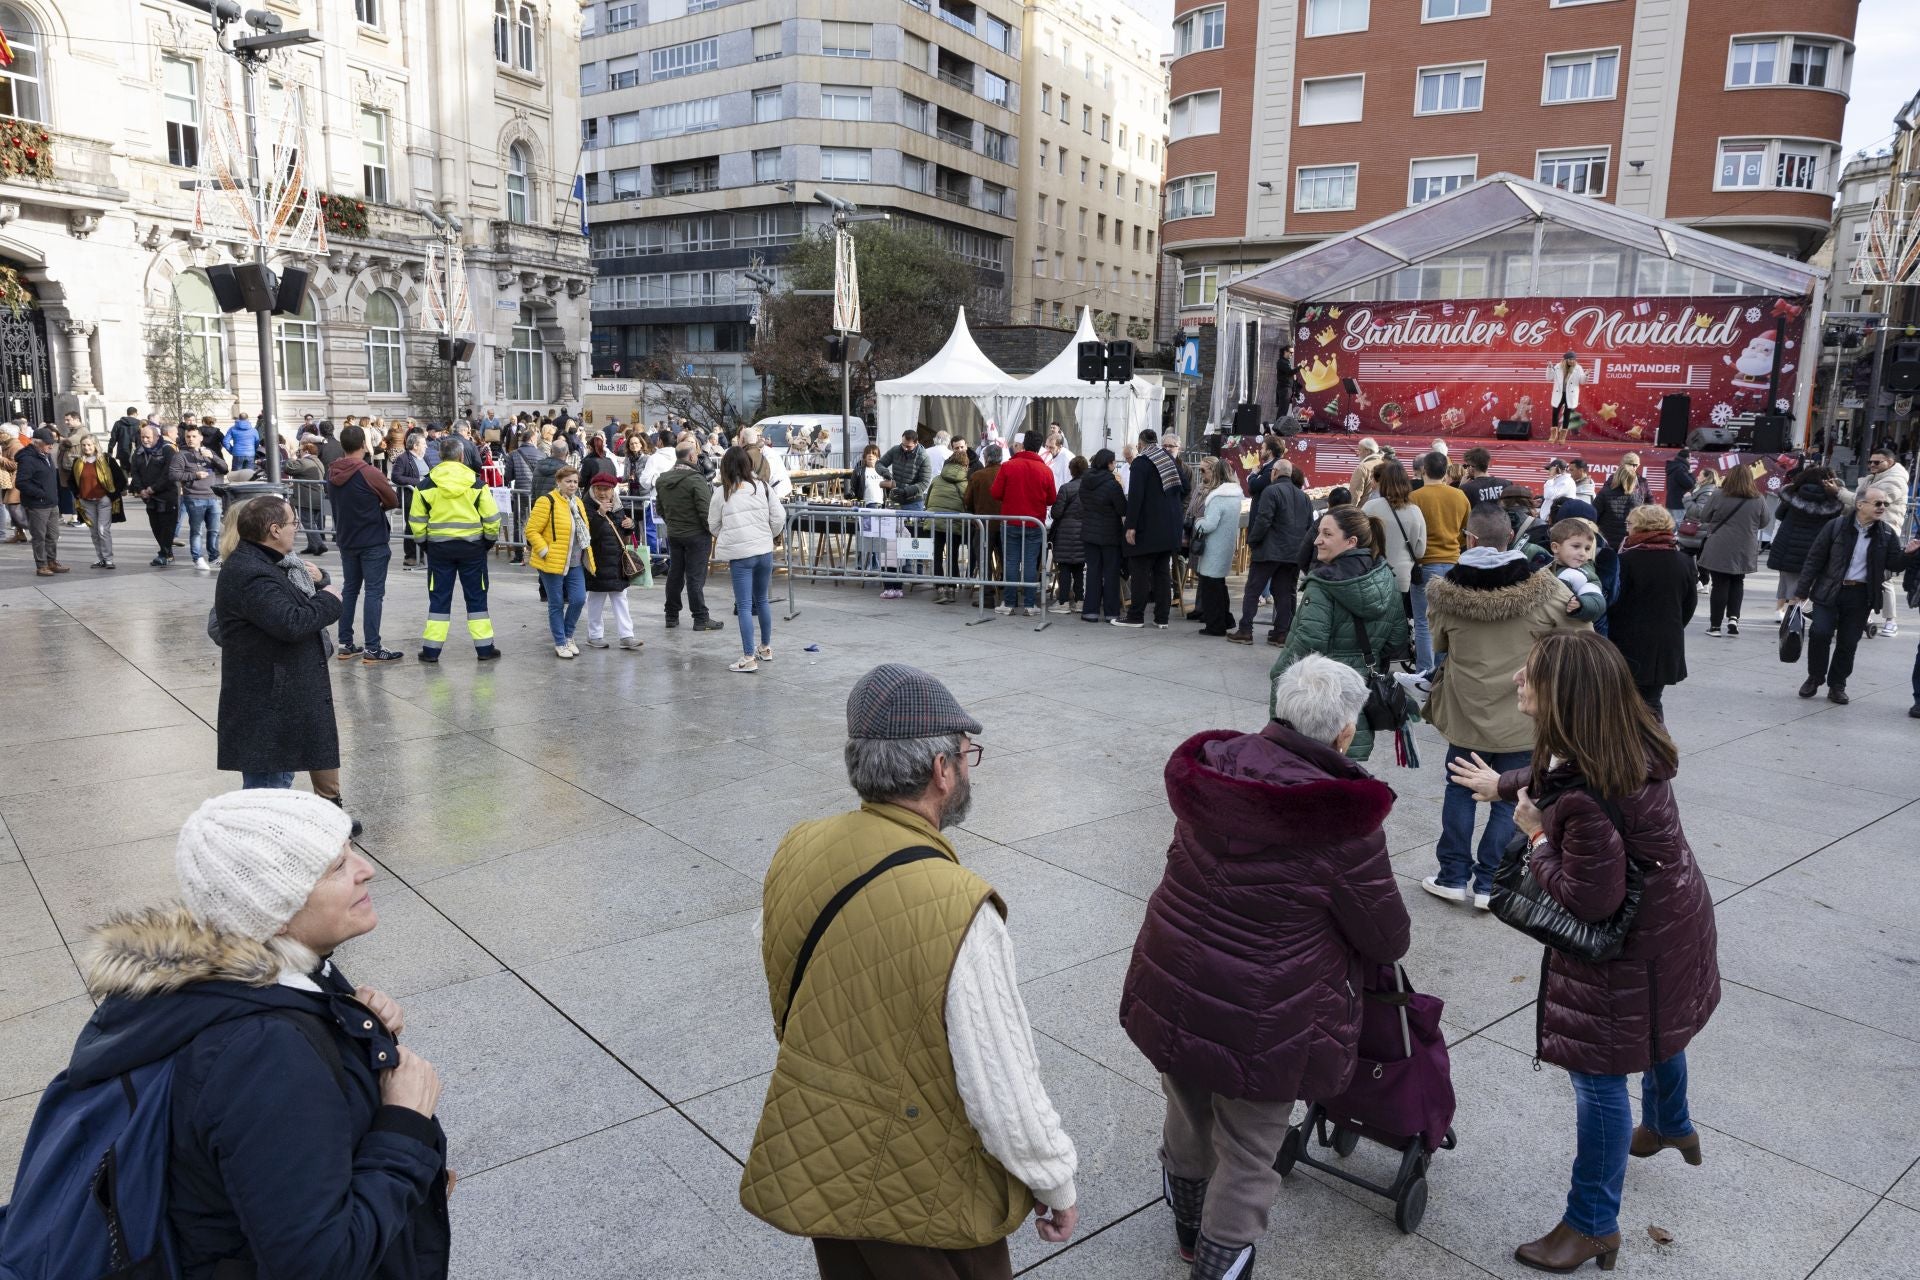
1290, 295, 1806, 443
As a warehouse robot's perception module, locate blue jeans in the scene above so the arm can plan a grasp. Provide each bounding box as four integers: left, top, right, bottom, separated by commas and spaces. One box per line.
1437, 745, 1532, 894
338, 544, 391, 650
1566, 1052, 1694, 1236
184, 497, 220, 560
241, 771, 295, 789
1410, 561, 1451, 672
730, 552, 774, 656
539, 566, 586, 646
1004, 524, 1044, 608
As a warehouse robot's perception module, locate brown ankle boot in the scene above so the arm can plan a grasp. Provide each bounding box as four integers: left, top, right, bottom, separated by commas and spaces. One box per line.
1630, 1125, 1702, 1164
1515, 1222, 1620, 1273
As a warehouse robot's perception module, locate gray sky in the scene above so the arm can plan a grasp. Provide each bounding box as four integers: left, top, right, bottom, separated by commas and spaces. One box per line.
1840, 0, 1916, 161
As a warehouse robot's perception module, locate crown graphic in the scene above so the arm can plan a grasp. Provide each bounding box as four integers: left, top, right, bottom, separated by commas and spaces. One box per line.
1300, 354, 1341, 394
1238, 449, 1261, 472
1314, 326, 1337, 346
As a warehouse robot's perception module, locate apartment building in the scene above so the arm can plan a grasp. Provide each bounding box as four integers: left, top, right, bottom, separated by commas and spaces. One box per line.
1012, 0, 1166, 340
1161, 0, 1860, 330
579, 0, 1025, 412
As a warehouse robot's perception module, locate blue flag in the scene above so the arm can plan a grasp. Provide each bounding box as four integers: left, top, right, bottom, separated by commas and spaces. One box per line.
571, 172, 589, 236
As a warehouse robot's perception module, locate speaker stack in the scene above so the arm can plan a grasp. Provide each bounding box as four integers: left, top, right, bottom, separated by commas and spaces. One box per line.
1493, 419, 1532, 440
1656, 394, 1690, 449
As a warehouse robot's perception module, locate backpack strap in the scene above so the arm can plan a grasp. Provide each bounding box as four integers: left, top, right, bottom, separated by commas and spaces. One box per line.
779, 845, 949, 1039
268, 1008, 353, 1101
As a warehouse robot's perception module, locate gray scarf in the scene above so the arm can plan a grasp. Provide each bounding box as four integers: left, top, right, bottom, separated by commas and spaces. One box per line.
279, 549, 334, 657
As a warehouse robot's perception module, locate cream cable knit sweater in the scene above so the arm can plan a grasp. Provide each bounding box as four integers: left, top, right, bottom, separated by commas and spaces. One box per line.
944, 908, 1079, 1210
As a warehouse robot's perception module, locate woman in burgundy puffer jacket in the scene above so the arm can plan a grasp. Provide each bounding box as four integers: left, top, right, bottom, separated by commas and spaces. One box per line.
1121, 655, 1411, 1280
1451, 630, 1719, 1275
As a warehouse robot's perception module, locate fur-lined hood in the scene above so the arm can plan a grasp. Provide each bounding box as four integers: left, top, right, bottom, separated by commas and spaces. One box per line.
1778, 480, 1844, 520
1425, 561, 1564, 623
1166, 724, 1395, 852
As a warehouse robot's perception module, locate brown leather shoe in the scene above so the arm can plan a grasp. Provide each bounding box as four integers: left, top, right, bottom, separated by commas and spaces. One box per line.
1630, 1125, 1702, 1164
48, 561, 70, 574
1515, 1222, 1620, 1273
35, 565, 53, 576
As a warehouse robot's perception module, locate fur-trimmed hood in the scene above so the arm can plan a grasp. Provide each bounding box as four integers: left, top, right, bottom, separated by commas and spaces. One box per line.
1425, 561, 1562, 623
1778, 480, 1844, 520
1166, 723, 1395, 851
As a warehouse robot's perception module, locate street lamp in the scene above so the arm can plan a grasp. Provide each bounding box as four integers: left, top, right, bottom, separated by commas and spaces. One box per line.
802, 188, 888, 462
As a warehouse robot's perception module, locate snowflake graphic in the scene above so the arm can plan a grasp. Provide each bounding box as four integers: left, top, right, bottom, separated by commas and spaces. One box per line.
1744, 307, 1762, 324
1710, 402, 1734, 427
1775, 398, 1792, 413
1298, 326, 1313, 344
1344, 413, 1361, 431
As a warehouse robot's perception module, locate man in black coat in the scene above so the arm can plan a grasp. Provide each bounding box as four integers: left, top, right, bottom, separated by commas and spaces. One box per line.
1789, 494, 1920, 706
1114, 428, 1185, 628
108, 406, 143, 473
129, 423, 178, 566
15, 426, 64, 574
1663, 449, 1694, 512
1232, 458, 1313, 646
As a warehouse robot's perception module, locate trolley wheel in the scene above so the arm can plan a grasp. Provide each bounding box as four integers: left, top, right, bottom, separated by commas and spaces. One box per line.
1394, 1175, 1429, 1234
1274, 1126, 1304, 1177
1329, 1124, 1360, 1158
1441, 1127, 1458, 1151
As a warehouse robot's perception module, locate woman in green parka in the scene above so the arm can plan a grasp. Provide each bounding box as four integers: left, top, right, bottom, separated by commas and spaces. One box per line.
927, 439, 971, 603
1269, 504, 1409, 759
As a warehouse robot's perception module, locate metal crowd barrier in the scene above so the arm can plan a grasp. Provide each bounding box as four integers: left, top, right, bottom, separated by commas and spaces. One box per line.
281, 477, 661, 559
777, 503, 1055, 630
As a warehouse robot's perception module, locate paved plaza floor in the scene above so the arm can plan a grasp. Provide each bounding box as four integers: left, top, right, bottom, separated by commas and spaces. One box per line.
1, 542, 1918, 1279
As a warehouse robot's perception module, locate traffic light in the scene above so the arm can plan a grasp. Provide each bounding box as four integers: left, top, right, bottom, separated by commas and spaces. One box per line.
1107, 340, 1136, 382
1077, 341, 1106, 383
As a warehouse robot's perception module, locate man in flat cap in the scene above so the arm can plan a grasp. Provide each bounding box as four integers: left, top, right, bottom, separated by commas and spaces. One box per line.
741, 664, 1079, 1280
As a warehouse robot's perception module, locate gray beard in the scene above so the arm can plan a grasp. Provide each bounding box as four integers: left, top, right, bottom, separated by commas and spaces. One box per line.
936, 772, 973, 829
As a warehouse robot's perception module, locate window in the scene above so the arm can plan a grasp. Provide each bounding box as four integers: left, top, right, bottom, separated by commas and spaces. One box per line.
1544, 49, 1618, 103
1077, 206, 1088, 232
0, 4, 41, 121
1118, 125, 1127, 150
1036, 194, 1048, 227
902, 156, 929, 192
1424, 0, 1486, 18
1507, 253, 1618, 296
1716, 138, 1834, 192
904, 96, 929, 132
1305, 0, 1368, 36
1417, 63, 1483, 114
1099, 164, 1108, 190
1041, 85, 1052, 113
1389, 257, 1487, 299
579, 62, 602, 94
607, 54, 640, 90
1165, 173, 1216, 219
753, 148, 781, 182
983, 14, 1012, 54
493, 0, 511, 61
821, 21, 872, 58
579, 5, 595, 34
1169, 91, 1221, 141
1537, 147, 1607, 196
581, 118, 600, 149
904, 31, 929, 70
605, 2, 639, 32
592, 224, 643, 258
753, 89, 782, 123
1789, 41, 1831, 87
506, 307, 545, 402
1410, 155, 1475, 202
1096, 213, 1106, 239
1060, 93, 1070, 123
505, 144, 530, 222
1134, 179, 1142, 203
982, 127, 1010, 163
820, 147, 871, 183
365, 291, 404, 395
753, 23, 781, 61
274, 296, 322, 394
982, 182, 1009, 216
610, 167, 643, 197
1174, 6, 1226, 56
1729, 36, 1848, 90
653, 38, 718, 78
653, 159, 717, 194
1100, 114, 1111, 141
1079, 157, 1088, 183
514, 5, 537, 71
609, 112, 641, 145
821, 86, 872, 121
982, 71, 1009, 106
162, 56, 200, 167
652, 97, 719, 134
1300, 75, 1364, 125
1296, 163, 1358, 212
1082, 105, 1092, 133
1084, 54, 1093, 79
355, 0, 380, 27
359, 108, 389, 203
173, 272, 225, 388
1181, 265, 1218, 308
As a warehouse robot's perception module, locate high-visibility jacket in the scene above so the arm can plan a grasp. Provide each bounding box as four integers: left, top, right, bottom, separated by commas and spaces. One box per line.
407, 460, 500, 544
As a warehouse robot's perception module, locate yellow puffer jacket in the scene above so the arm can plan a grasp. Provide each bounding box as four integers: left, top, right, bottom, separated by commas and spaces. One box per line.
523, 489, 597, 576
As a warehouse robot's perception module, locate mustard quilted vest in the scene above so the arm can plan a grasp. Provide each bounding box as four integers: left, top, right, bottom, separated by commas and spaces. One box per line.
739, 803, 1031, 1249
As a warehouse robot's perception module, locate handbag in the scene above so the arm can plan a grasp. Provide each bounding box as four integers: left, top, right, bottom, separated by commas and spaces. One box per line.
1490, 790, 1642, 963
1385, 504, 1424, 586
1778, 602, 1805, 663
1676, 517, 1701, 539
1340, 602, 1410, 733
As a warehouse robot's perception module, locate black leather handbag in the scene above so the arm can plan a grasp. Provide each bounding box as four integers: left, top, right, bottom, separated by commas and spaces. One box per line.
1778, 603, 1805, 664
1490, 791, 1642, 964
1340, 603, 1410, 732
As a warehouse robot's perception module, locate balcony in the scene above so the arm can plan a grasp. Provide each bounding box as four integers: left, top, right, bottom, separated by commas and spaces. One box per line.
653, 160, 720, 196
936, 67, 973, 93
936, 128, 973, 149
934, 187, 971, 207
0, 127, 128, 212
936, 6, 976, 36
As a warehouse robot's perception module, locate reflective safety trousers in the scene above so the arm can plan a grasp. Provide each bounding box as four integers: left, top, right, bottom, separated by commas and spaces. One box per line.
422, 551, 494, 649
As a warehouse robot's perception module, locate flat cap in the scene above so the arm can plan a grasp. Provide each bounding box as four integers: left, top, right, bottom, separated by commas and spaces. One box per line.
847, 663, 983, 740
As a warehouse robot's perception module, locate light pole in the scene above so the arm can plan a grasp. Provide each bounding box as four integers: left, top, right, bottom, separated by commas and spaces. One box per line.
808, 189, 886, 465
417, 201, 473, 429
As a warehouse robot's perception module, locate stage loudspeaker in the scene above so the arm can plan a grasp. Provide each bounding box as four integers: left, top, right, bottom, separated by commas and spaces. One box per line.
1494, 419, 1532, 440
1749, 412, 1789, 453
1107, 340, 1136, 382
1233, 402, 1262, 435
1275, 414, 1304, 437
272, 266, 311, 316
232, 262, 279, 312
1686, 426, 1735, 452
1077, 341, 1106, 383
203, 264, 247, 314
1657, 394, 1691, 449
437, 337, 475, 363
1885, 341, 1920, 392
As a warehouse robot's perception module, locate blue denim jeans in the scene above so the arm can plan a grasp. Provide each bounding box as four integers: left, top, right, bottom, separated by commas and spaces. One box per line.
1436, 745, 1532, 894
539, 566, 586, 646
1003, 523, 1044, 608
241, 771, 295, 789
338, 544, 391, 650
730, 551, 774, 656
184, 497, 220, 561
1565, 1052, 1694, 1236
1410, 561, 1451, 673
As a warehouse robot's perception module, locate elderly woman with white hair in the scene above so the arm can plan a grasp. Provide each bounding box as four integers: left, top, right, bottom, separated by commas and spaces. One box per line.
1120, 655, 1412, 1280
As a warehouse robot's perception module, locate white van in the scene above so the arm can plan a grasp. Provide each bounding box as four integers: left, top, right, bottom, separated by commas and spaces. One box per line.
752, 414, 866, 471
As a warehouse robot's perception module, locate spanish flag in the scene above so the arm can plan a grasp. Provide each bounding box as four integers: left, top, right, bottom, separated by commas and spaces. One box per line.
0, 31, 14, 68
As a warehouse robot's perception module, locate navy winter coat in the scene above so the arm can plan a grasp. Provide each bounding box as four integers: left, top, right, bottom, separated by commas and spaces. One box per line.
1078, 468, 1126, 547
213, 538, 342, 773
1124, 451, 1185, 554
1765, 479, 1844, 574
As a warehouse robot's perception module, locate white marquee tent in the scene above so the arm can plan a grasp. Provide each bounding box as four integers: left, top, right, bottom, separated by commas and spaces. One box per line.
874, 308, 1017, 443
1017, 308, 1166, 458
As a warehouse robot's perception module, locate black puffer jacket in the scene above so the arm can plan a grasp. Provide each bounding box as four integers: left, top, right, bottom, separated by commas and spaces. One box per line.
212, 538, 342, 773
1592, 481, 1641, 549
1765, 478, 1844, 573
1079, 467, 1126, 547
1050, 477, 1086, 564
1248, 478, 1314, 564
1797, 513, 1917, 608
583, 500, 635, 592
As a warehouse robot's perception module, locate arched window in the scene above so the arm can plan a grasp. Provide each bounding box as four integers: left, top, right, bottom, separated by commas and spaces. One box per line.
365, 290, 405, 395
505, 144, 530, 224
275, 295, 322, 393
515, 5, 537, 73
172, 272, 225, 388
492, 0, 511, 64
505, 305, 544, 401
0, 4, 46, 123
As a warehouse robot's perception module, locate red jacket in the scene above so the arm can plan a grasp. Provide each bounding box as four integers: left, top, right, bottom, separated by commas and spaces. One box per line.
989, 449, 1057, 522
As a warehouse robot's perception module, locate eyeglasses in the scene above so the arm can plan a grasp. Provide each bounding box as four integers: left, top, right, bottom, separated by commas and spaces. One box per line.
953, 743, 984, 767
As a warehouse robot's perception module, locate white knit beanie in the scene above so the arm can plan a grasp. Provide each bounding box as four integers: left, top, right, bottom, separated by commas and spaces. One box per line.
176, 790, 354, 941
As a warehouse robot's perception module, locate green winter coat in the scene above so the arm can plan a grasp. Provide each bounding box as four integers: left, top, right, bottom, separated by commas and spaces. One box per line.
927, 459, 968, 513
1269, 550, 1409, 760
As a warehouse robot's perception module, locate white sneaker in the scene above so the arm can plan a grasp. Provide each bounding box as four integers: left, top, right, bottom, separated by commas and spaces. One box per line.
555, 644, 574, 659
585, 637, 610, 649
1048, 603, 1076, 614
1024, 607, 1042, 617
728, 655, 759, 673
1883, 621, 1900, 638
994, 604, 1013, 615
193, 556, 209, 571
1394, 671, 1432, 698
1472, 891, 1492, 911
566, 641, 580, 656
619, 635, 643, 649
1421, 876, 1471, 904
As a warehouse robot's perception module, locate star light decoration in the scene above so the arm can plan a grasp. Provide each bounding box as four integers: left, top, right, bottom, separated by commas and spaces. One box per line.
1597, 403, 1620, 422
1492, 301, 1510, 318
1354, 389, 1371, 411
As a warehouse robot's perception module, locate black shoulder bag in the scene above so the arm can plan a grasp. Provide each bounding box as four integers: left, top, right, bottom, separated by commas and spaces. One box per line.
1384, 504, 1425, 586
777, 845, 948, 1038
1490, 791, 1643, 964
1339, 601, 1411, 733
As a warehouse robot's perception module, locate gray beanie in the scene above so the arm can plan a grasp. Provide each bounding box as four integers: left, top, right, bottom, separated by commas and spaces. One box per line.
175, 790, 352, 940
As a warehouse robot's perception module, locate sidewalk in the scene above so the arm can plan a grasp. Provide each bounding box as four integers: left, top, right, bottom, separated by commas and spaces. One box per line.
1, 546, 1916, 1278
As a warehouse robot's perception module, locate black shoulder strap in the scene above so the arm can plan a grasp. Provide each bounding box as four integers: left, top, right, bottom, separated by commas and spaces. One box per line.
270, 1007, 353, 1101
780, 845, 949, 1037
1337, 597, 1379, 671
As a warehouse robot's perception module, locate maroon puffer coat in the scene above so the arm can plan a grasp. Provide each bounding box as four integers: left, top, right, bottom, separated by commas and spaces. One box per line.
1120, 722, 1412, 1103
1499, 759, 1720, 1077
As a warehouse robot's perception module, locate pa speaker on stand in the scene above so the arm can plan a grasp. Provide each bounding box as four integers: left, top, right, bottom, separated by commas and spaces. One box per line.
1656, 394, 1691, 449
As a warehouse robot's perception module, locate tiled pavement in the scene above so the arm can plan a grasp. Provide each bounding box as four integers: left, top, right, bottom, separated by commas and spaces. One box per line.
2, 542, 1917, 1279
